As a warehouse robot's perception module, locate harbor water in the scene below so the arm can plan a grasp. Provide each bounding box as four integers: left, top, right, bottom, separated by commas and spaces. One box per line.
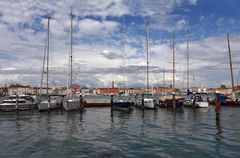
0, 106, 240, 157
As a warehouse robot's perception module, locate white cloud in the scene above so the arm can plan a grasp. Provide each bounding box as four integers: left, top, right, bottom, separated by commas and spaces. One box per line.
189, 0, 197, 5
78, 18, 119, 36
0, 0, 232, 88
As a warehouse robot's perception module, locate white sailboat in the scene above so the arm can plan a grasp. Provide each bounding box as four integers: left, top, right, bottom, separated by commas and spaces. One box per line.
135, 21, 155, 109
184, 92, 209, 108
183, 35, 208, 108
63, 8, 82, 111
38, 17, 62, 111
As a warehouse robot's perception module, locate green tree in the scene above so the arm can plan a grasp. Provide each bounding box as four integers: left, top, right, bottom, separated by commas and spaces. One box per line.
220, 84, 226, 89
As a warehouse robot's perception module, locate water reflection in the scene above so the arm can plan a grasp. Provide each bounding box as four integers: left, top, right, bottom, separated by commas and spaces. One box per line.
15, 114, 20, 131
46, 113, 51, 134
1, 107, 240, 158
215, 120, 223, 140
215, 119, 223, 155
110, 110, 132, 129
140, 110, 145, 136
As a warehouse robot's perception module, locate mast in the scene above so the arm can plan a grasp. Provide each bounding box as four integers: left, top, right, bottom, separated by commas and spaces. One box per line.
172, 32, 176, 109
186, 33, 190, 93
40, 26, 48, 95
227, 33, 234, 92
121, 16, 126, 94
70, 8, 73, 88
145, 22, 150, 94
122, 36, 126, 94
46, 17, 50, 96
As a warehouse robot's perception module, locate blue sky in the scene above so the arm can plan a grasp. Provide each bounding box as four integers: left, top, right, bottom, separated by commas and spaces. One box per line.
0, 0, 240, 89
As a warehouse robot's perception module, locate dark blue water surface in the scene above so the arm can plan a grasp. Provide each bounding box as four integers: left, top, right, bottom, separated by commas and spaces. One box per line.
0, 106, 240, 158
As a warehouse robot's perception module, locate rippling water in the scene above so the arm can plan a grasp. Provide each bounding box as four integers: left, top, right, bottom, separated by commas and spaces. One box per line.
0, 106, 240, 158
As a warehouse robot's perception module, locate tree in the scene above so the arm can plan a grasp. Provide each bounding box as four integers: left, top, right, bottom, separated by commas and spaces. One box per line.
220, 84, 226, 89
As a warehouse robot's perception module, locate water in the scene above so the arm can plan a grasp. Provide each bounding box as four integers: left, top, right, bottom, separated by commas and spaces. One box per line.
0, 106, 240, 158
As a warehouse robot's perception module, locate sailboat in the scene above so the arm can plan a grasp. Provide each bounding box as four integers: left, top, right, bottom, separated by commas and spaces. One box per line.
63, 8, 83, 111
183, 33, 209, 108
135, 22, 156, 109
159, 33, 183, 109
220, 34, 240, 106
112, 28, 133, 111
38, 17, 62, 111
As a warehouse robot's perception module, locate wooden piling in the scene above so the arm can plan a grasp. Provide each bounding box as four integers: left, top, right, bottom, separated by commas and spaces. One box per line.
142, 94, 144, 110
215, 93, 221, 121
111, 94, 113, 116
173, 92, 176, 109
16, 94, 19, 113
48, 95, 50, 113
80, 94, 83, 113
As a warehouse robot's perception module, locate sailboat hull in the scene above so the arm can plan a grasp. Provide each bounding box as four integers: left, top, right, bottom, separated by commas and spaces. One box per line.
184, 101, 209, 108
113, 102, 132, 111
159, 99, 183, 108
63, 100, 81, 111
38, 101, 61, 111
135, 98, 155, 109
220, 101, 240, 106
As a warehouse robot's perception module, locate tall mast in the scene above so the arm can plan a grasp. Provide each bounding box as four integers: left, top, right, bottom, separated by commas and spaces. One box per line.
40, 26, 48, 95
186, 33, 190, 92
121, 16, 126, 94
70, 8, 73, 88
227, 33, 234, 92
172, 32, 176, 109
46, 17, 50, 96
172, 33, 175, 94
122, 36, 126, 94
145, 22, 149, 94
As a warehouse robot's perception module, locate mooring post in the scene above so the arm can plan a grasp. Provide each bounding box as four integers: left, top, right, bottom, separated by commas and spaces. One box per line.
173, 92, 176, 109
16, 94, 19, 113
48, 95, 50, 113
80, 94, 83, 113
142, 93, 144, 110
215, 92, 221, 121
193, 94, 196, 108
111, 94, 113, 116
60, 96, 63, 113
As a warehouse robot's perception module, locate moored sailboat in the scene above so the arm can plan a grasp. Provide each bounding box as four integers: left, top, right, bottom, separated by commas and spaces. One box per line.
184, 92, 208, 108
63, 8, 83, 111
134, 21, 156, 109
38, 17, 62, 111
182, 35, 208, 108
112, 22, 133, 111
159, 33, 183, 109
219, 34, 240, 106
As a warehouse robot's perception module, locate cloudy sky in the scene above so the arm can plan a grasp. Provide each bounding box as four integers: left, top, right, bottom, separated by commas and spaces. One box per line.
0, 0, 240, 89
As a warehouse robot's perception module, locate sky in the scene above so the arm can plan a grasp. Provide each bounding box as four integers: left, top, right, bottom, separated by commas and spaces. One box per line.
0, 0, 240, 89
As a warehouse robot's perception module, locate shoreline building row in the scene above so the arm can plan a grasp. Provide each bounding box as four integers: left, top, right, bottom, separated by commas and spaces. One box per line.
1, 84, 240, 96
